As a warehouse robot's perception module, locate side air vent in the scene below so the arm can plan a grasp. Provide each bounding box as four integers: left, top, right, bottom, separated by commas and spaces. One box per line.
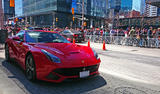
69, 52, 80, 54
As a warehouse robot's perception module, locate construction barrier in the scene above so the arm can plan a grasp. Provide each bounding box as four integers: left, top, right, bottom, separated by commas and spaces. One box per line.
73, 38, 75, 44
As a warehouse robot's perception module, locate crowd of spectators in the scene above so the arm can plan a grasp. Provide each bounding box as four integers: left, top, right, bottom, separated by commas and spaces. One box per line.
84, 27, 160, 48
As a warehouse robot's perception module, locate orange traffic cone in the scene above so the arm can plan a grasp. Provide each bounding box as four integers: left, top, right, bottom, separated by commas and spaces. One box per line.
88, 39, 90, 47
103, 40, 106, 50
73, 38, 75, 44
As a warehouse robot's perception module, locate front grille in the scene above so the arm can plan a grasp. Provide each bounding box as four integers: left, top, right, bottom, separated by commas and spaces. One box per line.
53, 64, 99, 76
46, 72, 60, 80
64, 73, 98, 82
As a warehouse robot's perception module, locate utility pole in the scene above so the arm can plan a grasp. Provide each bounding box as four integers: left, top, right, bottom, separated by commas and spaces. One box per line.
82, 0, 84, 29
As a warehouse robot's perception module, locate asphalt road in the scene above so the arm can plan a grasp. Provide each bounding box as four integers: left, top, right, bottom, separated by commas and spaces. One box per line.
0, 43, 160, 94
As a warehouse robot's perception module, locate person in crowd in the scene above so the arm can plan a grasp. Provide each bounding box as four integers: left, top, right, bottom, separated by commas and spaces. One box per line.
135, 28, 140, 46
139, 28, 145, 47
152, 29, 156, 38
147, 27, 153, 47
155, 28, 160, 48
110, 29, 115, 43
84, 29, 87, 34
100, 29, 103, 36
129, 27, 136, 38
124, 29, 128, 38
104, 29, 109, 36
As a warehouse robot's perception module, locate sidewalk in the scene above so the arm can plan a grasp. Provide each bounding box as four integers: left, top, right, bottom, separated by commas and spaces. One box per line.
0, 50, 25, 94
79, 42, 160, 58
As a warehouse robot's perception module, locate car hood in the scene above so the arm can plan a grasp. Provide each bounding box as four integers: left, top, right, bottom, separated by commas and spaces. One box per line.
33, 43, 92, 56
32, 43, 99, 66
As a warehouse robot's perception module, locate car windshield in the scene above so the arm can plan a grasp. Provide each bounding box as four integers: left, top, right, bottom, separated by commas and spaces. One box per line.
25, 31, 70, 43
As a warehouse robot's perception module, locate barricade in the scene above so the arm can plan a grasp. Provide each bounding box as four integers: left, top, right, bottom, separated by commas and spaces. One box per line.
0, 30, 8, 44
85, 34, 160, 48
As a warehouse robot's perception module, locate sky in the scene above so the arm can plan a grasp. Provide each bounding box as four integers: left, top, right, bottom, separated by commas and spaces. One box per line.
132, 0, 141, 11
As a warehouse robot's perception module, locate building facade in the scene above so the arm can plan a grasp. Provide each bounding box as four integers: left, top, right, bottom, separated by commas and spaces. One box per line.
145, 4, 158, 17
3, 0, 15, 24
121, 0, 132, 12
0, 0, 4, 28
109, 0, 121, 13
146, 0, 160, 7
89, 0, 108, 28
113, 16, 160, 29
129, 10, 141, 18
140, 0, 146, 15
157, 8, 160, 16
15, 0, 22, 17
108, 0, 133, 18
145, 0, 160, 17
22, 0, 108, 28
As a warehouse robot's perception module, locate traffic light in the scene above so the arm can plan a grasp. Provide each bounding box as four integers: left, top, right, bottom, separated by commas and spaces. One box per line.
72, 16, 75, 22
15, 18, 18, 22
72, 8, 74, 15
83, 22, 87, 26
10, 0, 15, 7
56, 17, 58, 22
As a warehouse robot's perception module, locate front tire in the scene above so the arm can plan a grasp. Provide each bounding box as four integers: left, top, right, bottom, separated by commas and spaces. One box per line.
25, 54, 36, 81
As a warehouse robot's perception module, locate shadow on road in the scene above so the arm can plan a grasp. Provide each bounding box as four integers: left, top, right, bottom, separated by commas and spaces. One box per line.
1, 60, 107, 94
0, 57, 5, 63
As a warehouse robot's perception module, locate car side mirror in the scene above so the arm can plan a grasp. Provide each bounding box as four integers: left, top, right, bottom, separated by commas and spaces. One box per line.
67, 38, 71, 41
12, 36, 21, 41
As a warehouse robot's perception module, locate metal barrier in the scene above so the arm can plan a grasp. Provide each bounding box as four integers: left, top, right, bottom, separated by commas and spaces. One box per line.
0, 30, 8, 44
85, 35, 160, 48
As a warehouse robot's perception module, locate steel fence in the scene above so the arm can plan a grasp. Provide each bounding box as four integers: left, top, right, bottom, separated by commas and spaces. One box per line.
0, 30, 8, 44
0, 30, 8, 48
85, 35, 160, 48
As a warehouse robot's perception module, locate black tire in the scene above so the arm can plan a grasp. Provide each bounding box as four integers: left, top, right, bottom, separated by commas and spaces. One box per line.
25, 54, 36, 81
5, 44, 11, 62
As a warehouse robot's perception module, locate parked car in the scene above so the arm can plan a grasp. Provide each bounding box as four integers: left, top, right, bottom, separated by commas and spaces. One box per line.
28, 27, 43, 30
5, 30, 101, 83
60, 30, 85, 42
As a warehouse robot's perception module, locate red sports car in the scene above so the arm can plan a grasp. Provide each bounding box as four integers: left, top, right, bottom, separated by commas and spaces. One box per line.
5, 30, 101, 83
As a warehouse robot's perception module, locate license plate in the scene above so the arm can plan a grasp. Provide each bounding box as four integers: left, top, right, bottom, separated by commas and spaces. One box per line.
80, 71, 89, 78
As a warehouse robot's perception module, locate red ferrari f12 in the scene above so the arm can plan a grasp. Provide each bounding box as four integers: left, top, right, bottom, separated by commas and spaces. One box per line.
5, 30, 101, 83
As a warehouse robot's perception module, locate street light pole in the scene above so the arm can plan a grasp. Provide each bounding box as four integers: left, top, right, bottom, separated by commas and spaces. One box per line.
82, 0, 84, 29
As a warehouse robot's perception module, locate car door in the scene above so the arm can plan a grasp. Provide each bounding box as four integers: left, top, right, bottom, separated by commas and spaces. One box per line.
16, 31, 30, 69
13, 31, 25, 64
18, 36, 29, 68
9, 31, 24, 59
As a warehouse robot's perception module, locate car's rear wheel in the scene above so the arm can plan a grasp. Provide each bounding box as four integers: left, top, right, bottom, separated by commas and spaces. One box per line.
5, 44, 10, 62
25, 54, 36, 81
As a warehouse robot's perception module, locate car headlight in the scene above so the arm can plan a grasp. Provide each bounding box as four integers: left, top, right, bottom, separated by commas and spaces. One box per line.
92, 48, 100, 60
41, 49, 61, 63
